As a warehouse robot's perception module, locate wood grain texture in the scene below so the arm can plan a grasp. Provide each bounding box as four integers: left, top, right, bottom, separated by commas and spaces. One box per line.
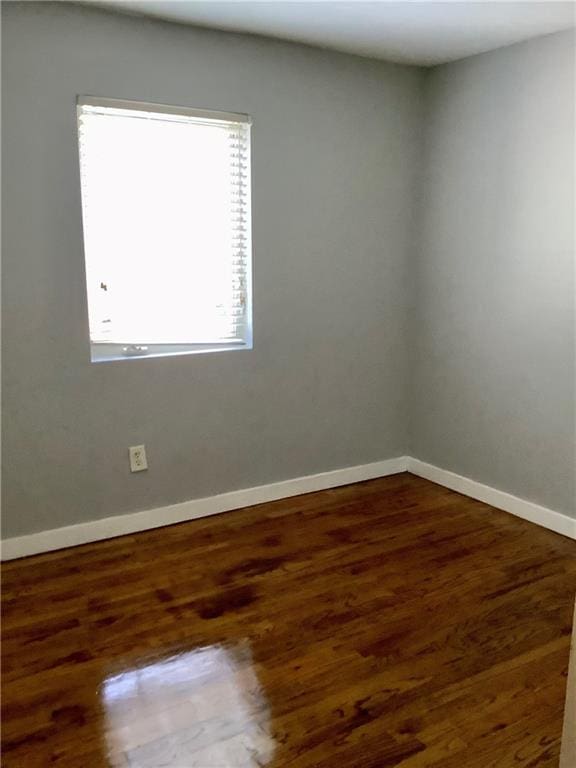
2, 473, 575, 767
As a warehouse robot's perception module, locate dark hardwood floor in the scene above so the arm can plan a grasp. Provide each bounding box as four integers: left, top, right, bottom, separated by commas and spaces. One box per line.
2, 473, 575, 767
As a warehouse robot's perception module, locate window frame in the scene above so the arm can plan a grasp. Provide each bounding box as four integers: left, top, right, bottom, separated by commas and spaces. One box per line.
76, 96, 253, 364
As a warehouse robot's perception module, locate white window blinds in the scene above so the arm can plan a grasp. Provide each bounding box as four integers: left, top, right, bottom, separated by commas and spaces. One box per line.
77, 97, 252, 361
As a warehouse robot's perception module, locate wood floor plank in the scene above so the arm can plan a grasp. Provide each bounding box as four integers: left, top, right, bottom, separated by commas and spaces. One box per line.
2, 473, 575, 767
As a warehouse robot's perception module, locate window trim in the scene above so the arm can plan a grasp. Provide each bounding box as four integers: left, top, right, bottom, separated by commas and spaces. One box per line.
77, 95, 253, 364
91, 340, 252, 364
77, 96, 252, 126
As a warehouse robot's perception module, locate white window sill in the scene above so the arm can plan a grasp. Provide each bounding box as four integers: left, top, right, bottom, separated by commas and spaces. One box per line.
91, 341, 252, 363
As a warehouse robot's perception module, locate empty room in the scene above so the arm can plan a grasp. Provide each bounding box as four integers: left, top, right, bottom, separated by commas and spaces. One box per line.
1, 1, 575, 766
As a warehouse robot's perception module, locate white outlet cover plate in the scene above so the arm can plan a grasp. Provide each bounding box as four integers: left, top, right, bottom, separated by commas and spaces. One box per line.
129, 445, 148, 472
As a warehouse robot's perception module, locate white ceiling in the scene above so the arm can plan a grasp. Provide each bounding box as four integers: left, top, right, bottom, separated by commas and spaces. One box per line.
94, 1, 575, 66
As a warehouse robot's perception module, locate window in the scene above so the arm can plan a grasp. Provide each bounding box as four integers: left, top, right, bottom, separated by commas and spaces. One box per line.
77, 97, 252, 362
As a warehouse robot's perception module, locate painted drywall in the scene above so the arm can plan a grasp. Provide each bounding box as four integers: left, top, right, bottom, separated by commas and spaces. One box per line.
3, 5, 574, 539
1, 2, 422, 537
411, 31, 575, 516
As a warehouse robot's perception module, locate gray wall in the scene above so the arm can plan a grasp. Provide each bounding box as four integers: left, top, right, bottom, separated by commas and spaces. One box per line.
1, 2, 422, 537
411, 31, 576, 516
3, 4, 574, 540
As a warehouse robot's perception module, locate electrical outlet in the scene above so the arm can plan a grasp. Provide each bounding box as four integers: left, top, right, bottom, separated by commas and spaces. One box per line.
129, 445, 148, 472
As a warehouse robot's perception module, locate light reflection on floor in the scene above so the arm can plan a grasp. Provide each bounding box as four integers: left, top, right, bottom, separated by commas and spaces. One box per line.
102, 641, 275, 767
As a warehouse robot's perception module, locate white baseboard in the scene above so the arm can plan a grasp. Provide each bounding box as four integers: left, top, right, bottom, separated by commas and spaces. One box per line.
0, 456, 409, 561
2, 454, 574, 561
407, 458, 576, 540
